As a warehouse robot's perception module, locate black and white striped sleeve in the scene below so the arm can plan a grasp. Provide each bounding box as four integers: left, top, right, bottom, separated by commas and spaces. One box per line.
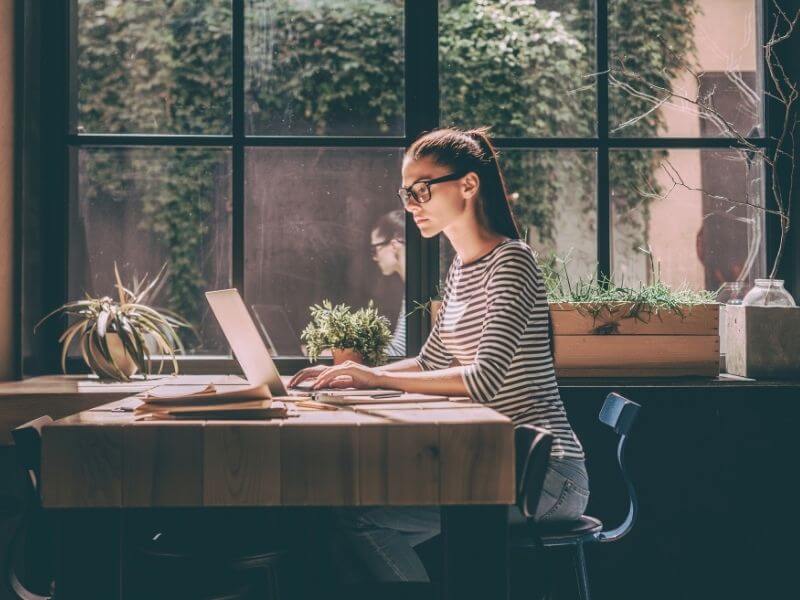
415, 293, 453, 370
461, 247, 538, 403
415, 264, 454, 371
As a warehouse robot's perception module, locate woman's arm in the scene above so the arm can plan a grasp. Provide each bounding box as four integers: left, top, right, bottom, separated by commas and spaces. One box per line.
375, 365, 469, 396
379, 357, 423, 372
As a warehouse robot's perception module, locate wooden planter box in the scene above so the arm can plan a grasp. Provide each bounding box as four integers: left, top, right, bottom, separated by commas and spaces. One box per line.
551, 302, 720, 378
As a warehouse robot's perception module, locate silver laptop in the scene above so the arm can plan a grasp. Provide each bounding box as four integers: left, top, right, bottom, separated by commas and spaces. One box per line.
206, 289, 330, 397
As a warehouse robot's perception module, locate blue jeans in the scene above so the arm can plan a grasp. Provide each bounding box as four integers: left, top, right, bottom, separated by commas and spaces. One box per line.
336, 458, 590, 582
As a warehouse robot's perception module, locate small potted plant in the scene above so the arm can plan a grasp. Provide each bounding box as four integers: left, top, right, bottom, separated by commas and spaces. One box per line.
301, 300, 392, 367
35, 264, 191, 381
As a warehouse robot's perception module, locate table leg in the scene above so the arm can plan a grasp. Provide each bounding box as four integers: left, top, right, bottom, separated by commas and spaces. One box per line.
55, 509, 123, 600
441, 505, 509, 600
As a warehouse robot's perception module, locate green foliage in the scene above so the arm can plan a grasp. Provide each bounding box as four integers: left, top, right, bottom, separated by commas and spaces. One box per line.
541, 249, 717, 326
596, 0, 700, 237
77, 0, 231, 339
440, 0, 594, 240
247, 0, 404, 134
301, 300, 392, 366
76, 0, 699, 345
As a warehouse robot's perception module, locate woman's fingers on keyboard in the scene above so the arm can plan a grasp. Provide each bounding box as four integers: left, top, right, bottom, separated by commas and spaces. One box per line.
288, 371, 309, 387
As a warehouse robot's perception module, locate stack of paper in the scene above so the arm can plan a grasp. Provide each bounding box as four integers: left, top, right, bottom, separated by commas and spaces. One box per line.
136, 382, 288, 420
135, 400, 289, 420
140, 383, 271, 405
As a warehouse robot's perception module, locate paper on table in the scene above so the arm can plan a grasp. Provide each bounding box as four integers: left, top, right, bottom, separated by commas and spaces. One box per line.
141, 383, 271, 405
143, 384, 216, 399
136, 400, 288, 420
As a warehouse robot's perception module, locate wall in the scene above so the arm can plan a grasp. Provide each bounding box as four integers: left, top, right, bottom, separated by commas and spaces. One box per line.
649, 0, 759, 289
0, 0, 15, 380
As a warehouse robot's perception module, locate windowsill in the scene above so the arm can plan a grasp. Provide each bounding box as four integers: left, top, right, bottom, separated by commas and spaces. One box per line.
26, 355, 800, 390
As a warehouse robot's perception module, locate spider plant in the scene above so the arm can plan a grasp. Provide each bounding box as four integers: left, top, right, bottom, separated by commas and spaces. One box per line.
35, 264, 191, 381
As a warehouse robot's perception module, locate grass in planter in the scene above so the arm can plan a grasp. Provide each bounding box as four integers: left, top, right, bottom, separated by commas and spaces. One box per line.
541, 249, 717, 332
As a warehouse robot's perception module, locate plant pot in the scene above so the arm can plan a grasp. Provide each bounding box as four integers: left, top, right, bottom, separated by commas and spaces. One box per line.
550, 302, 720, 377
332, 348, 364, 365
722, 305, 800, 378
88, 332, 139, 380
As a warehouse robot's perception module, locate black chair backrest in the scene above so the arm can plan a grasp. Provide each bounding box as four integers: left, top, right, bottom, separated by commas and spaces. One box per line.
12, 416, 53, 501
9, 416, 54, 599
597, 393, 641, 543
514, 425, 554, 519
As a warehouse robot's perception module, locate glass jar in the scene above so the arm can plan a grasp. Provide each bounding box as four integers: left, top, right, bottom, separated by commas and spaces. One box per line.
717, 281, 747, 305
742, 279, 797, 307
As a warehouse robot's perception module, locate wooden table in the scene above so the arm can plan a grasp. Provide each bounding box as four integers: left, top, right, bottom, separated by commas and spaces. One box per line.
39, 376, 515, 599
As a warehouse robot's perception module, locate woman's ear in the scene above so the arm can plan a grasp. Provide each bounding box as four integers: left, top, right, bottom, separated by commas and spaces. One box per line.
391, 239, 404, 256
462, 172, 480, 200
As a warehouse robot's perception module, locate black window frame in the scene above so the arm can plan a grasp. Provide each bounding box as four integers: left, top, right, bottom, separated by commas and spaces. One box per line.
15, 0, 800, 378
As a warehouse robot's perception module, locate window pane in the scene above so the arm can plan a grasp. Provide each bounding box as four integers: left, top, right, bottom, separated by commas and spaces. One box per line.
70, 148, 232, 355
440, 149, 597, 287
245, 149, 406, 357
245, 1, 404, 136
439, 0, 595, 137
609, 0, 762, 138
74, 1, 232, 134
611, 149, 765, 291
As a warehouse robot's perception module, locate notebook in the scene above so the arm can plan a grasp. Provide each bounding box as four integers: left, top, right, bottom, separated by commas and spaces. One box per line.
139, 383, 271, 405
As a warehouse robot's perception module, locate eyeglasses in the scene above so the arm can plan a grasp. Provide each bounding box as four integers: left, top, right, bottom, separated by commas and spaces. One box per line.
397, 172, 465, 208
370, 238, 401, 255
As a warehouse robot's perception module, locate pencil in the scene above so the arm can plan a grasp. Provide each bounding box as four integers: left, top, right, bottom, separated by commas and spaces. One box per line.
295, 400, 339, 411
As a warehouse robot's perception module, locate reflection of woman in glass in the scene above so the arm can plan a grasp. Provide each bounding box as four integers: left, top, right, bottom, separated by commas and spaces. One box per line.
290, 127, 587, 582
370, 210, 406, 356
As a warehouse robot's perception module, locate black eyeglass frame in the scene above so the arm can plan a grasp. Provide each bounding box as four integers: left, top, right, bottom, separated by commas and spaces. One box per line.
397, 171, 466, 207
369, 238, 402, 253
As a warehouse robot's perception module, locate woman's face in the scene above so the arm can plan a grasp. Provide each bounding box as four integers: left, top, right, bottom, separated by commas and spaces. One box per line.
370, 228, 402, 275
401, 156, 479, 238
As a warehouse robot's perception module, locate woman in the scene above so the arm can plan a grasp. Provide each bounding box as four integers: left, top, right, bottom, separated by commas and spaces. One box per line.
370, 210, 406, 356
289, 127, 588, 582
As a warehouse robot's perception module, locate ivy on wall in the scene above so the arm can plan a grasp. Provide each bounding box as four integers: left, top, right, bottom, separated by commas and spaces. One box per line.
77, 0, 698, 347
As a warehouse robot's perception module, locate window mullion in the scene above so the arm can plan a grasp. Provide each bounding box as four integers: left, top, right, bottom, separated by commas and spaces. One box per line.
404, 0, 439, 356
232, 0, 245, 294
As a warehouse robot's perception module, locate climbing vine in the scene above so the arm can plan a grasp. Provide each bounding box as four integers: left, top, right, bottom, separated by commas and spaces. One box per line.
77, 0, 698, 348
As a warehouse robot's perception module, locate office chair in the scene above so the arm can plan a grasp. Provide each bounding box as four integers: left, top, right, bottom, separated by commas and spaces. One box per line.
9, 416, 55, 600
512, 392, 641, 600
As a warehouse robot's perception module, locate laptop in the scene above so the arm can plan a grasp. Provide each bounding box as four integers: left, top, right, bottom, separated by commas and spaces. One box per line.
205, 289, 398, 399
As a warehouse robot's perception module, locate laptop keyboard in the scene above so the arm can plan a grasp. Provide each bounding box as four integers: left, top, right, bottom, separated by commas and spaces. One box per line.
287, 381, 340, 394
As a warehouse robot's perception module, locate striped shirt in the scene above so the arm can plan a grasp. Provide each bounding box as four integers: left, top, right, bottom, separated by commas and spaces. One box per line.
415, 239, 584, 459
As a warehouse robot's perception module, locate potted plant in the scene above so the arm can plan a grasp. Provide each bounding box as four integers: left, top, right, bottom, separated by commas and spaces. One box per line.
35, 264, 191, 382
542, 252, 720, 377
301, 300, 392, 367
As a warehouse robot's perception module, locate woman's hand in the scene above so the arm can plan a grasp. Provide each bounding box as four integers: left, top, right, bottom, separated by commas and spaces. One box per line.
311, 361, 383, 390
287, 365, 328, 388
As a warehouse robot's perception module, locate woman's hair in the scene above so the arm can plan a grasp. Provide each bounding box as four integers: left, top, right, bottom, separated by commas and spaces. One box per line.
405, 127, 521, 240
372, 209, 405, 243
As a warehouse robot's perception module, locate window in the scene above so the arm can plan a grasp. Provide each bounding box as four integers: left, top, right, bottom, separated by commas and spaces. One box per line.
21, 0, 791, 374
